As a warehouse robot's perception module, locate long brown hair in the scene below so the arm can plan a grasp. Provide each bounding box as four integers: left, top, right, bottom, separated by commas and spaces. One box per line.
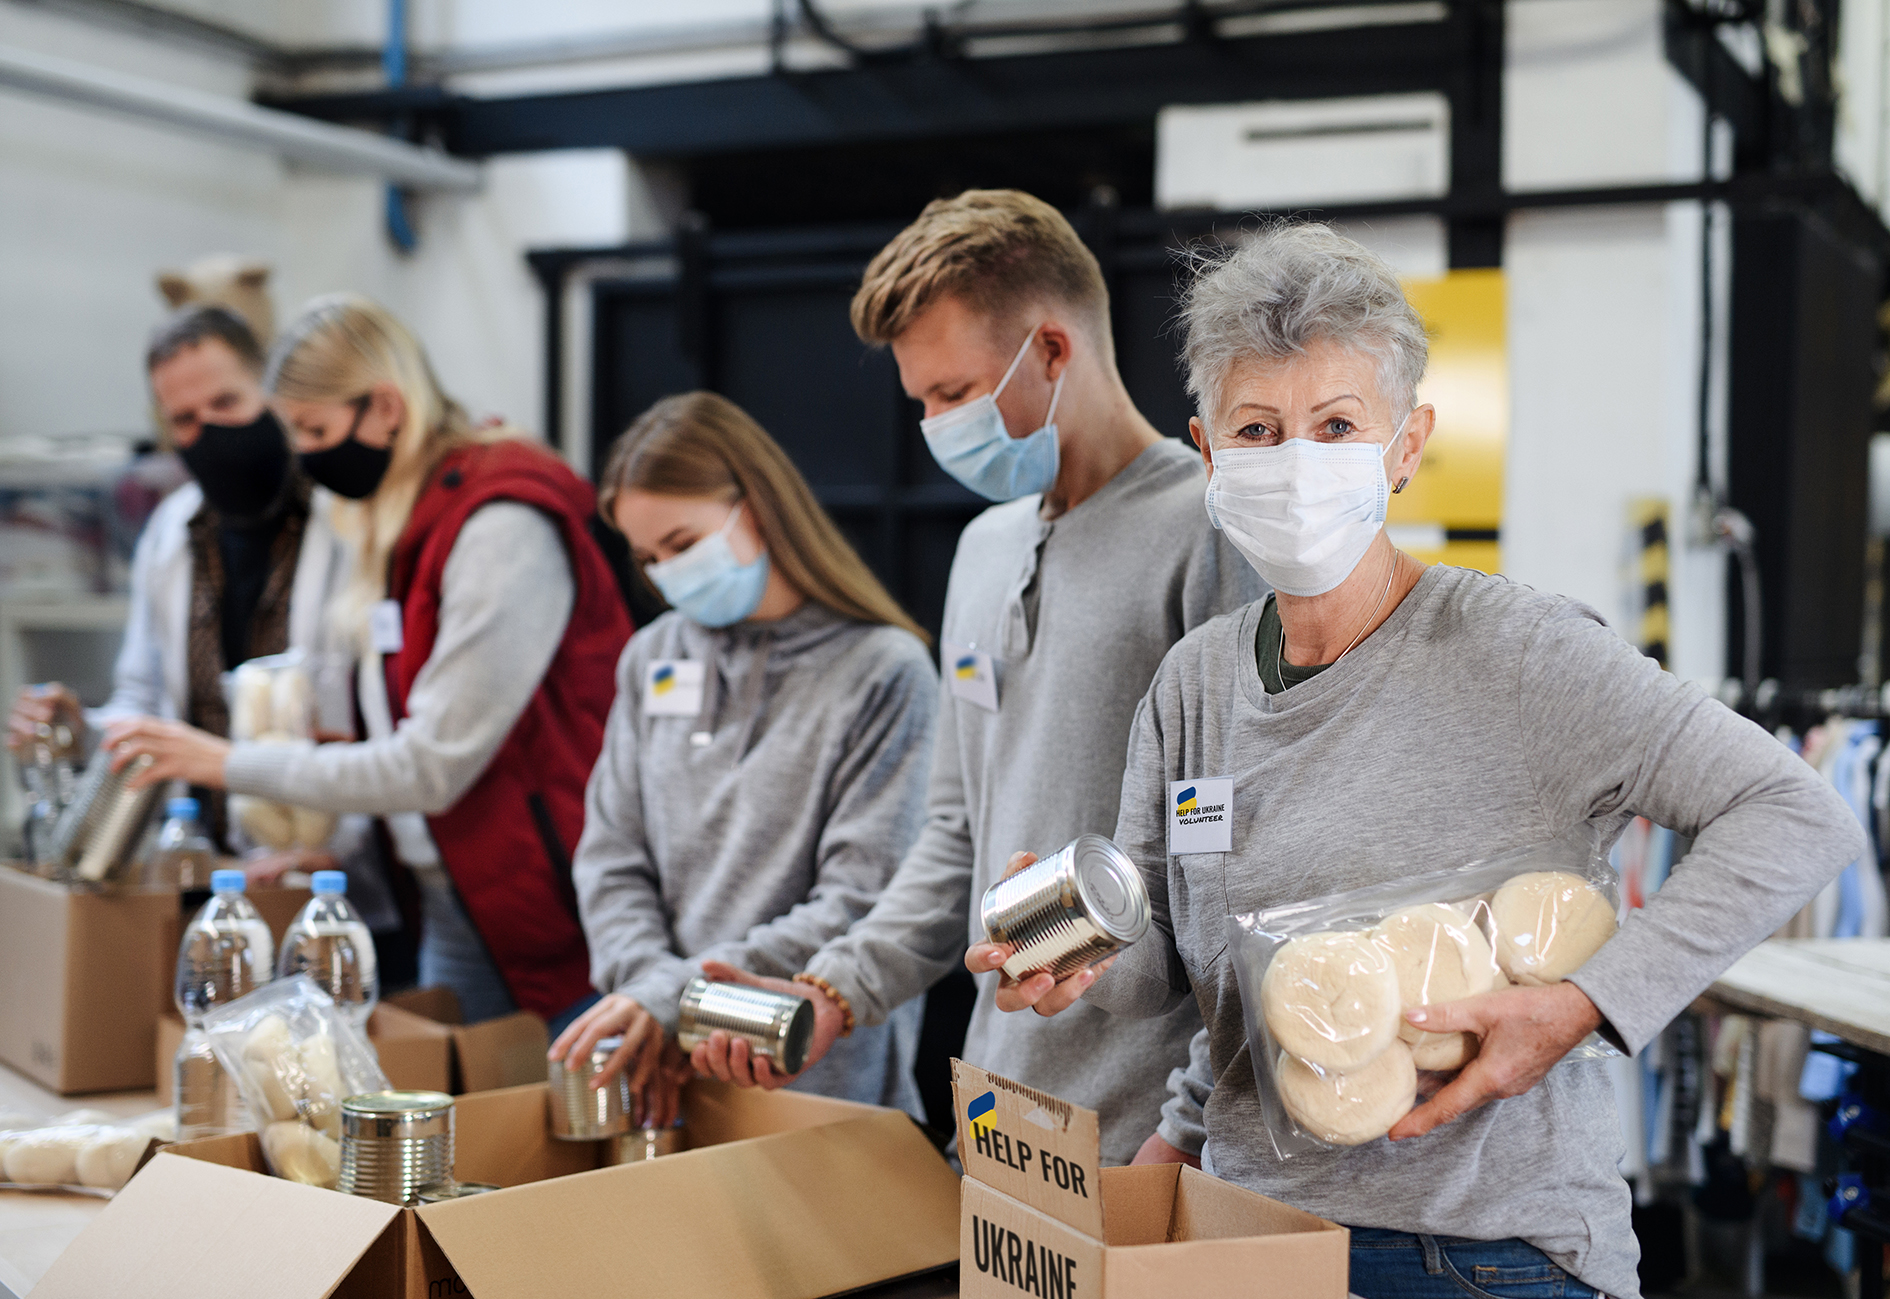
600, 392, 928, 644
266, 293, 513, 638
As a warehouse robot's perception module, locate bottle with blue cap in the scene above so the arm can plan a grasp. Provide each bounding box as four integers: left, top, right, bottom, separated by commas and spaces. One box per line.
145, 796, 217, 891
174, 867, 273, 1139
279, 870, 379, 1027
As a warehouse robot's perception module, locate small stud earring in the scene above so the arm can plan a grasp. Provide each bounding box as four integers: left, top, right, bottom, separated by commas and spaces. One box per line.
1393, 476, 1409, 494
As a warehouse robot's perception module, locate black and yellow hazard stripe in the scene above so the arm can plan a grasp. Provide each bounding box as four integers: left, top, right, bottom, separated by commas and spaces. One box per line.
1632, 499, 1670, 668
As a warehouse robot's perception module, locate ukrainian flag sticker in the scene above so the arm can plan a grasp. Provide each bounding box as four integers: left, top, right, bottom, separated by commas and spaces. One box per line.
644, 659, 705, 716
943, 641, 998, 713
1168, 776, 1233, 855
967, 1090, 997, 1141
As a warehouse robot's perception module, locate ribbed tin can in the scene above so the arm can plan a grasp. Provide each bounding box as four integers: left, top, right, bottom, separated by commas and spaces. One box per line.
49, 747, 161, 884
676, 978, 815, 1075
415, 1180, 498, 1203
608, 1121, 687, 1165
338, 1091, 455, 1205
981, 834, 1151, 980
548, 1036, 631, 1140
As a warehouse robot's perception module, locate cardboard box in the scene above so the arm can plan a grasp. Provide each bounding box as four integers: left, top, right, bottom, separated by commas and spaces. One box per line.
35, 1078, 962, 1299
0, 863, 309, 1093
951, 1061, 1350, 1299
154, 1002, 454, 1104
384, 984, 551, 1094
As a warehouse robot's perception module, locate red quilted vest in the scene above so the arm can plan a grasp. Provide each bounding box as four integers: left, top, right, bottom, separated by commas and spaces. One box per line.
384, 439, 630, 1020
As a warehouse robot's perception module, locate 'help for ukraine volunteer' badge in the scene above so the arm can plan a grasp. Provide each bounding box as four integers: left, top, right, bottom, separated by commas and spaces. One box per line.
643, 660, 705, 716
1167, 777, 1234, 855
943, 642, 999, 713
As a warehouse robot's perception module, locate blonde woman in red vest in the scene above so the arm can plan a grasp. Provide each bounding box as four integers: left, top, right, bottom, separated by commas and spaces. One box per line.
107, 294, 631, 1035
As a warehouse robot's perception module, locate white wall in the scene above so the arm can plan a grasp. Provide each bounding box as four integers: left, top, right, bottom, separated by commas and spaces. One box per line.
0, 5, 666, 448
1502, 0, 1729, 683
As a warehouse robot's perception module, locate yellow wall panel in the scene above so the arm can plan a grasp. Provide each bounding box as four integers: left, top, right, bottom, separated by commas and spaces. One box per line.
1386, 268, 1507, 573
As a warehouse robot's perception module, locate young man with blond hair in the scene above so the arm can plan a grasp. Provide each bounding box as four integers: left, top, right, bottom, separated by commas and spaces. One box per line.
692, 189, 1260, 1164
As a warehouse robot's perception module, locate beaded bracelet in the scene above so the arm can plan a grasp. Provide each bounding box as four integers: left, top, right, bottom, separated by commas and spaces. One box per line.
792, 972, 856, 1038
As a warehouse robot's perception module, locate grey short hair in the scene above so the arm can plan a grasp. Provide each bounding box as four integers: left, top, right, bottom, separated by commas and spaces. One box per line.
145, 304, 264, 376
1178, 223, 1428, 431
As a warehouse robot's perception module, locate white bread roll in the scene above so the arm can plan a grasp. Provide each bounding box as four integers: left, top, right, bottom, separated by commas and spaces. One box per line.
5, 1131, 84, 1185
230, 666, 274, 740
76, 1131, 148, 1189
243, 1016, 302, 1122
262, 1121, 340, 1188
1372, 903, 1497, 1071
1277, 1043, 1419, 1146
1490, 871, 1617, 986
1261, 930, 1401, 1071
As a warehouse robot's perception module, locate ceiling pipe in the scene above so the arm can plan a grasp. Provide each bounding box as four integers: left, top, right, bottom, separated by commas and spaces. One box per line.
0, 43, 482, 192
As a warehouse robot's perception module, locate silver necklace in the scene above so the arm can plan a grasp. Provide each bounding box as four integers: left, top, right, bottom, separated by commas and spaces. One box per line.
1277, 549, 1401, 687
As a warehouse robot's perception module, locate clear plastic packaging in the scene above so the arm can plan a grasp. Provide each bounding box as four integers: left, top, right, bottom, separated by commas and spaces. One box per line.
1228, 825, 1621, 1158
202, 974, 389, 1188
224, 651, 336, 851
0, 1110, 170, 1196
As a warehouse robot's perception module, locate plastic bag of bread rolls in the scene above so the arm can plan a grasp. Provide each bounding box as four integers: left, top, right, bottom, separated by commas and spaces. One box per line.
1228, 825, 1620, 1158
201, 973, 388, 1188
0, 1116, 162, 1195
223, 652, 339, 851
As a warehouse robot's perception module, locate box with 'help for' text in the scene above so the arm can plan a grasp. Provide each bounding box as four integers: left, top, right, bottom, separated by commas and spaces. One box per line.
951, 1059, 1351, 1299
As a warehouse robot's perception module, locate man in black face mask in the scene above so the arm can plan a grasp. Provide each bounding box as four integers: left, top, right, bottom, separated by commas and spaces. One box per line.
7, 306, 339, 852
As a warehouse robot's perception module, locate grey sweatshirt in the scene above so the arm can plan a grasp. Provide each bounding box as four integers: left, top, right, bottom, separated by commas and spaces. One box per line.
224, 502, 572, 820
573, 603, 937, 1116
804, 438, 1265, 1164
1089, 567, 1864, 1297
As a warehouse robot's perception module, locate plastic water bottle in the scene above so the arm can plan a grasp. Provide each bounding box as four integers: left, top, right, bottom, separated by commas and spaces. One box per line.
173, 869, 270, 1140
278, 870, 378, 1027
146, 797, 217, 892
174, 1024, 245, 1141
174, 869, 274, 1024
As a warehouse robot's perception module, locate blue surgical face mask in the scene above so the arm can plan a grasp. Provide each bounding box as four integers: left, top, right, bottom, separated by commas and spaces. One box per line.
645, 503, 770, 628
920, 325, 1065, 502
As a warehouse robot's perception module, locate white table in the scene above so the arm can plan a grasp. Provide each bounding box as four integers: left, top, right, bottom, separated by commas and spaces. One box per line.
1707, 938, 1890, 1054
0, 1062, 158, 1298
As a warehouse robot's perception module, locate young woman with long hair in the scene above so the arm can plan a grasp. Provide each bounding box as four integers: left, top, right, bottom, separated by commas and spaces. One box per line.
108, 294, 630, 1034
550, 390, 936, 1124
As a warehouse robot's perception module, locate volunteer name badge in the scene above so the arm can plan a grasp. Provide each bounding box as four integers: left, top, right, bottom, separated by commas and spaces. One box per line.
1168, 777, 1234, 854
944, 642, 999, 713
369, 599, 404, 654
643, 660, 704, 716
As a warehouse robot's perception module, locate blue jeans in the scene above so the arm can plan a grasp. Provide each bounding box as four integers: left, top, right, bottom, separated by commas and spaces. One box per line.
1348, 1229, 1602, 1299
417, 871, 518, 1025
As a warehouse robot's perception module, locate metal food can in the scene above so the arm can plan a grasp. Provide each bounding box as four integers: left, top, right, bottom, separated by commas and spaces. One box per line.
676, 978, 815, 1075
416, 1180, 498, 1203
49, 747, 162, 884
548, 1036, 631, 1140
981, 834, 1151, 980
338, 1090, 455, 1206
608, 1121, 687, 1165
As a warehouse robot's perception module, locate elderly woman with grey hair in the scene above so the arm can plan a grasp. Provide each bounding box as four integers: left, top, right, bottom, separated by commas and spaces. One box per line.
968, 223, 1863, 1297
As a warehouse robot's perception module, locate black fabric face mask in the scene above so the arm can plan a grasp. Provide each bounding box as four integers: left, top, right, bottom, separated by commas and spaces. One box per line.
176, 409, 293, 522
298, 398, 393, 500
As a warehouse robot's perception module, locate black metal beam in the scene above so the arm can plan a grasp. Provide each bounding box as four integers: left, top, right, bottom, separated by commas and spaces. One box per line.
264, 17, 1466, 158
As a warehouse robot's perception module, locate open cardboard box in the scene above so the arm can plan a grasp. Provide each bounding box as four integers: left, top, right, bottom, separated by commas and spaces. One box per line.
35, 1077, 962, 1299
155, 1002, 455, 1103
952, 1061, 1349, 1299
383, 985, 551, 1094
0, 863, 309, 1093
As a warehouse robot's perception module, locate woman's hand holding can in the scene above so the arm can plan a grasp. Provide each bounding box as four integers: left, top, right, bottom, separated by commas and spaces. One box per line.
969, 851, 1116, 1018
